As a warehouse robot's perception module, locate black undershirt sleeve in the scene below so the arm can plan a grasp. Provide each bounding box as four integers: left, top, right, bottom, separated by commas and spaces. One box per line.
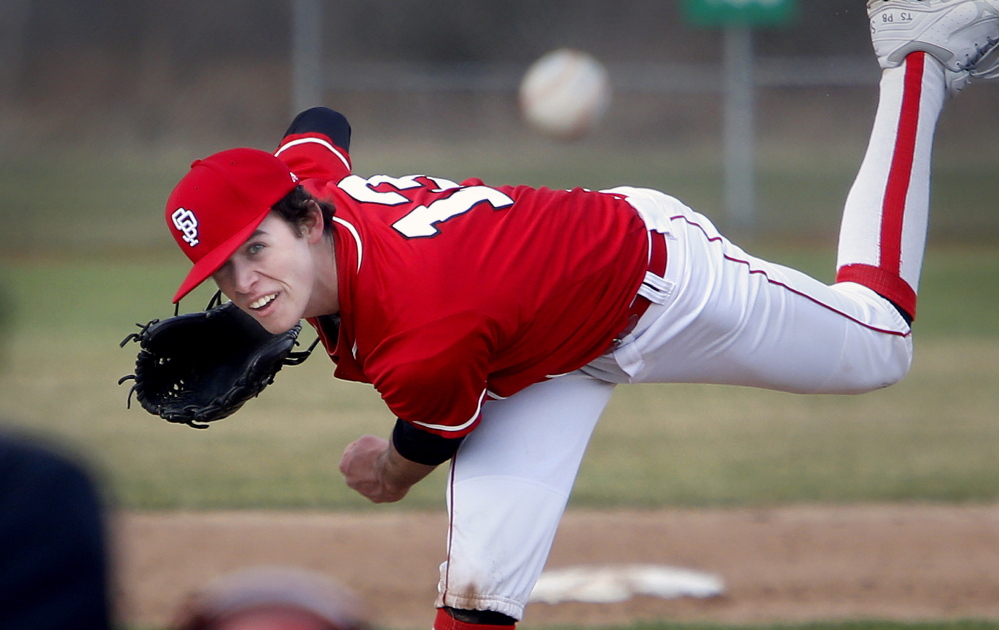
391, 418, 464, 466
283, 106, 352, 152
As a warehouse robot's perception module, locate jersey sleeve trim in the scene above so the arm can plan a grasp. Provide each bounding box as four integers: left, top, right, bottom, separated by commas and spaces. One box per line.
276, 137, 351, 172
410, 389, 487, 434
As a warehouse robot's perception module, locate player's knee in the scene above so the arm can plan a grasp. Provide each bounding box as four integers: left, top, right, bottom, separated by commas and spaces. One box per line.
882, 335, 913, 387
852, 337, 913, 393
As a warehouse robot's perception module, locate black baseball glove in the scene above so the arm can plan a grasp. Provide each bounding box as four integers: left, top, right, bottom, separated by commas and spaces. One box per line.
119, 301, 316, 428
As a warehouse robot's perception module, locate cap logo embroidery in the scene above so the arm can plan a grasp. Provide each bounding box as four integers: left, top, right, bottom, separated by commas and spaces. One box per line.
171, 208, 200, 246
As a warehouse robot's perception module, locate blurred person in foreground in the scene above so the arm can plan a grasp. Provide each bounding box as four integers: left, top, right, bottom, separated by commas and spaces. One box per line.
0, 282, 114, 628
172, 566, 369, 630
153, 2, 999, 629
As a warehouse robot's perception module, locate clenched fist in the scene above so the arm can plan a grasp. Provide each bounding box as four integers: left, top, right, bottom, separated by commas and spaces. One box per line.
339, 434, 436, 503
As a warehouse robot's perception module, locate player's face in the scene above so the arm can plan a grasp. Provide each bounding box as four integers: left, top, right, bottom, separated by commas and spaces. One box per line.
212, 211, 338, 334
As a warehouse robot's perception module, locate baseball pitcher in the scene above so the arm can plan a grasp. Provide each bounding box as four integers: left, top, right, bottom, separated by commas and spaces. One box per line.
124, 2, 999, 628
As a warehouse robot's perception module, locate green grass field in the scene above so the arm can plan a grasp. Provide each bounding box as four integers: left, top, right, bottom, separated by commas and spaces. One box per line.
0, 153, 999, 509
0, 237, 997, 512
1, 145, 997, 630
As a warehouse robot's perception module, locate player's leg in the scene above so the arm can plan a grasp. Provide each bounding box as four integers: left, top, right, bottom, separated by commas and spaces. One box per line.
837, 0, 999, 320
433, 372, 616, 628
835, 51, 944, 321
585, 190, 914, 393
587, 0, 999, 394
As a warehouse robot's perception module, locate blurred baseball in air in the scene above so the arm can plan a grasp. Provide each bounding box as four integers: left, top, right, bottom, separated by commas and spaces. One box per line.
518, 48, 611, 140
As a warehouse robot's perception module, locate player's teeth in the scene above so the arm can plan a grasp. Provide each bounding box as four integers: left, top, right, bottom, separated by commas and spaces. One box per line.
250, 294, 276, 309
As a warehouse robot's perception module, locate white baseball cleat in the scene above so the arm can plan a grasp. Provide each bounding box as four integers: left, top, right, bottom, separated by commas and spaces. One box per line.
868, 0, 999, 92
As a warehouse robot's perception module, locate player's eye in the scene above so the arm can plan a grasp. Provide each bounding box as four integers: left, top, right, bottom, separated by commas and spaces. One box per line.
246, 242, 266, 256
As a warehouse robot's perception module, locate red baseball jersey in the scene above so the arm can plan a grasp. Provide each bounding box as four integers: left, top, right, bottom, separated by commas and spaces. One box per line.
276, 133, 649, 437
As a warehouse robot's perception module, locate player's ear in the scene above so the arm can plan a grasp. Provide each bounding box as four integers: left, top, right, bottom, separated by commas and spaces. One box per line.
303, 200, 326, 244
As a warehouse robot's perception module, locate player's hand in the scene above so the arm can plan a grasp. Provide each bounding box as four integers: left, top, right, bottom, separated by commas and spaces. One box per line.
339, 435, 403, 503
339, 435, 427, 504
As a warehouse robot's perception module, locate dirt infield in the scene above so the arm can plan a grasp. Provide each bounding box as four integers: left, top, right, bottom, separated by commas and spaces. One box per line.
112, 504, 999, 629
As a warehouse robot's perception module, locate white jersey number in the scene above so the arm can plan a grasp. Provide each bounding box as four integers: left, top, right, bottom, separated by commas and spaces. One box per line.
339, 174, 514, 238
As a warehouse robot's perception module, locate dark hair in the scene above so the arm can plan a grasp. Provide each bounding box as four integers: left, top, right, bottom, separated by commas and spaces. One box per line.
272, 185, 336, 235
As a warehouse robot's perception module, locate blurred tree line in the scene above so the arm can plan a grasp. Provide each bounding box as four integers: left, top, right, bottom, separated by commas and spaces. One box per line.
2, 1, 998, 243
0, 0, 880, 151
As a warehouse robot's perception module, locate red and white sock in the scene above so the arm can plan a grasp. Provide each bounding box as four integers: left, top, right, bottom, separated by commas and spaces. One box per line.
836, 51, 947, 321
433, 608, 516, 630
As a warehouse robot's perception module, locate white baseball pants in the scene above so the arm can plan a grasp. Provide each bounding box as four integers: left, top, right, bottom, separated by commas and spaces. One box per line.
435, 54, 943, 623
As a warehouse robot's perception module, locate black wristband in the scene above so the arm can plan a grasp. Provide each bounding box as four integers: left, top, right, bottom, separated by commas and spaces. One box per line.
391, 418, 463, 466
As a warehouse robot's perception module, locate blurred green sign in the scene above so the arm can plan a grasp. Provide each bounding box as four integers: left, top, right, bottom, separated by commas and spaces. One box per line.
682, 0, 797, 27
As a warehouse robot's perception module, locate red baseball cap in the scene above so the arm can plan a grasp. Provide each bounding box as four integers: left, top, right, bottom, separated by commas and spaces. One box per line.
166, 148, 300, 303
